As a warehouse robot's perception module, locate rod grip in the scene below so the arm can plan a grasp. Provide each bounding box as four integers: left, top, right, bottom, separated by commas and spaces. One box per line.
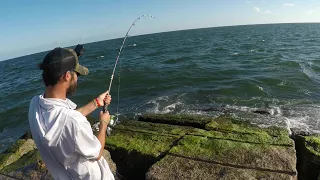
103, 104, 108, 113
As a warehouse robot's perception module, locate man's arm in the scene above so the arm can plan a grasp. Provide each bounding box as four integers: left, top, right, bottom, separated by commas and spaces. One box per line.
96, 111, 110, 160
76, 91, 111, 117
76, 99, 98, 117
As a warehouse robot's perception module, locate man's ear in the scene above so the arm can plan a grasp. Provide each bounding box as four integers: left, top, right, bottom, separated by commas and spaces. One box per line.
60, 71, 72, 82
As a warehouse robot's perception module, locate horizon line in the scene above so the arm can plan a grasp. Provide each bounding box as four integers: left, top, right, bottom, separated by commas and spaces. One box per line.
1, 21, 319, 62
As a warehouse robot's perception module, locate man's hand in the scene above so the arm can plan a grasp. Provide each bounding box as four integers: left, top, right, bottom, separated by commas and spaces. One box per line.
100, 111, 110, 125
97, 91, 112, 107
96, 110, 110, 160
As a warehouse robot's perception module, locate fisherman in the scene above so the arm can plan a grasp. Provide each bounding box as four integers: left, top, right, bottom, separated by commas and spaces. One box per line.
28, 46, 115, 180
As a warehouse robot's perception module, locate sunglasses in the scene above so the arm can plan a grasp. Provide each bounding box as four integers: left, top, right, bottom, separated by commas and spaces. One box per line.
74, 71, 81, 76
70, 70, 80, 77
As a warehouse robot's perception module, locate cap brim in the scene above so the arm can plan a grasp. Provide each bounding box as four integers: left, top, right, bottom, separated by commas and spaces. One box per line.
74, 64, 89, 75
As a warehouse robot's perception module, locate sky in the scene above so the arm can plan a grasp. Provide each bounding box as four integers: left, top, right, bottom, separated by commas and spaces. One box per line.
0, 0, 319, 61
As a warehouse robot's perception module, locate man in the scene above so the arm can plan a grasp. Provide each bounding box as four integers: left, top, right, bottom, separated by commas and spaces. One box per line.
28, 47, 115, 180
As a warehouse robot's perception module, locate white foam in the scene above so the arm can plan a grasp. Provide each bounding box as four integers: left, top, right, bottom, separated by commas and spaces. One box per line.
269, 106, 282, 116
285, 117, 311, 134
142, 96, 320, 134
300, 63, 320, 81
145, 96, 169, 113
225, 104, 258, 112
257, 85, 264, 91
162, 102, 182, 114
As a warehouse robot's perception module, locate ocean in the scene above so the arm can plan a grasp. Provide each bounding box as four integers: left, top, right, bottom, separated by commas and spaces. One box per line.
1, 23, 320, 152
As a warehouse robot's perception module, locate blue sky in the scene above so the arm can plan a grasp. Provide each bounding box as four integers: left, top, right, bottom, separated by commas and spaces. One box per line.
0, 0, 319, 61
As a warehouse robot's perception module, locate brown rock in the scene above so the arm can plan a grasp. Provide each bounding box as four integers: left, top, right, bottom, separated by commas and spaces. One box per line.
146, 155, 297, 180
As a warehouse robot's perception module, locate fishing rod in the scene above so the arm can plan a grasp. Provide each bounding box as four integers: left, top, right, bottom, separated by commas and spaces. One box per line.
102, 15, 155, 135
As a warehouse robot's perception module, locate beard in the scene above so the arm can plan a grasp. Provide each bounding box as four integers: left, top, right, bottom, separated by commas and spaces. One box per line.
66, 73, 77, 97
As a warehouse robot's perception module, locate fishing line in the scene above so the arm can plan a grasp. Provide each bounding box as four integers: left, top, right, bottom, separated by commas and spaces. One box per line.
103, 15, 155, 135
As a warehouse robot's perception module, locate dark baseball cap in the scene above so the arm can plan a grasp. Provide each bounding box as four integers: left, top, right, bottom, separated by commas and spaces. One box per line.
39, 47, 89, 76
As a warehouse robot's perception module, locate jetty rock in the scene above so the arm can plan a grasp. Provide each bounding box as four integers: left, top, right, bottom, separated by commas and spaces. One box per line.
0, 131, 117, 179
107, 114, 297, 180
2, 114, 320, 179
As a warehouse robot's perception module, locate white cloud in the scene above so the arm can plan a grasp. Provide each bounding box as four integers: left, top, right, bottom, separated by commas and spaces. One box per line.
308, 7, 320, 15
283, 4, 295, 7
265, 10, 272, 14
254, 7, 261, 12
308, 9, 314, 14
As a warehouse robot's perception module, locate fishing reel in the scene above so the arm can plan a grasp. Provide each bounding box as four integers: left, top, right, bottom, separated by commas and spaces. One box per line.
106, 114, 120, 136
92, 114, 120, 136
75, 44, 119, 135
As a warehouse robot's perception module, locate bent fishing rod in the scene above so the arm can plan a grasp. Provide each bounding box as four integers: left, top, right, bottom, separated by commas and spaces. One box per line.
101, 15, 155, 134
103, 15, 154, 113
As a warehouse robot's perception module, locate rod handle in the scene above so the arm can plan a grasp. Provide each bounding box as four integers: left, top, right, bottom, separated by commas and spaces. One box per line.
103, 104, 108, 113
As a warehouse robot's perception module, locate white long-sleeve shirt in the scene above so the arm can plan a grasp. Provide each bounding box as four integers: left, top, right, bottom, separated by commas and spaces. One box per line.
28, 94, 115, 180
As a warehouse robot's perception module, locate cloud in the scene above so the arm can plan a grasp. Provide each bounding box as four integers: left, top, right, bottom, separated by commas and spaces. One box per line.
246, 1, 251, 4
283, 4, 295, 7
265, 10, 272, 14
308, 9, 314, 14
308, 7, 320, 14
254, 7, 260, 12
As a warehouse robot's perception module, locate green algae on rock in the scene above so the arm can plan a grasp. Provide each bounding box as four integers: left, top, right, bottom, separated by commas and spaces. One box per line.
0, 150, 53, 180
114, 120, 196, 136
116, 119, 293, 146
106, 114, 297, 179
0, 139, 36, 170
169, 135, 296, 173
138, 113, 213, 128
107, 129, 182, 179
146, 155, 296, 180
191, 126, 293, 146
205, 116, 289, 137
0, 113, 298, 180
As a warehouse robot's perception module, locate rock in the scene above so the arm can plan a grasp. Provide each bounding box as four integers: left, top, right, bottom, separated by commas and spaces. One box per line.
102, 149, 117, 176
138, 113, 213, 129
0, 130, 117, 180
107, 127, 181, 179
20, 131, 33, 140
169, 135, 296, 174
0, 114, 299, 180
252, 109, 270, 115
205, 116, 289, 137
106, 114, 297, 180
0, 131, 52, 179
0, 150, 53, 180
146, 155, 295, 180
294, 135, 320, 180
290, 128, 316, 137
0, 138, 36, 170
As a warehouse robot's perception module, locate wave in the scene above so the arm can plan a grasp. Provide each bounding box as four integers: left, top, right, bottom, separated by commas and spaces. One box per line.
137, 94, 320, 134
300, 62, 320, 82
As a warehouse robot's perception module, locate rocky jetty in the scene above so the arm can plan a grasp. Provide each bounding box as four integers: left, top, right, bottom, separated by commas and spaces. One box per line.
1, 114, 320, 179
0, 132, 116, 179
291, 132, 320, 180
